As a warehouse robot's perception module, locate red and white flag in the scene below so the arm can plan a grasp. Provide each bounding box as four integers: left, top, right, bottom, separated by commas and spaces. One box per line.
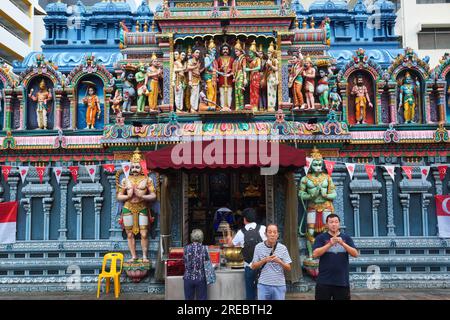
53, 167, 63, 185
140, 160, 149, 177
438, 165, 448, 181
435, 195, 450, 238
35, 166, 46, 184
68, 166, 79, 183
85, 165, 96, 183
384, 165, 396, 181
18, 166, 29, 184
304, 157, 313, 175
345, 163, 356, 180
122, 162, 131, 179
402, 166, 413, 180
365, 164, 376, 181
1, 166, 12, 182
324, 160, 335, 177
420, 166, 430, 181
102, 164, 115, 173
0, 202, 18, 244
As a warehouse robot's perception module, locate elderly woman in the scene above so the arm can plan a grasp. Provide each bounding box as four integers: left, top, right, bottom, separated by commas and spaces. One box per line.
183, 229, 208, 300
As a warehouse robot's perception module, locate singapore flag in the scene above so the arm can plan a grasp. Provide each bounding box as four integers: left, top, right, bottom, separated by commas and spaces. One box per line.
435, 195, 450, 238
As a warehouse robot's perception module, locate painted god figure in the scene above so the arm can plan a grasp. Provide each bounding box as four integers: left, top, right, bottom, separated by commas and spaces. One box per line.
299, 147, 337, 258
122, 73, 136, 113
245, 40, 261, 112
398, 72, 420, 124
215, 43, 234, 111
232, 40, 247, 111
351, 75, 373, 124
82, 85, 101, 130
173, 51, 186, 112
135, 64, 147, 113
329, 86, 342, 111
257, 44, 268, 109
187, 49, 202, 112
111, 89, 123, 115
317, 68, 333, 110
302, 56, 316, 110
266, 42, 279, 112
204, 39, 218, 108
145, 54, 163, 112
288, 54, 304, 110
117, 149, 157, 262
28, 79, 52, 129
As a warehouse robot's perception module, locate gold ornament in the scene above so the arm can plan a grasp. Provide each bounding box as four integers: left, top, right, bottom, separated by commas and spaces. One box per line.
234, 39, 243, 52
208, 38, 216, 50
249, 40, 257, 53
310, 146, 323, 161
268, 41, 275, 53
131, 148, 144, 163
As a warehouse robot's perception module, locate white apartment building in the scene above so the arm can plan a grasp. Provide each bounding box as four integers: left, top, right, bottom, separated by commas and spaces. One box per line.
0, 0, 46, 65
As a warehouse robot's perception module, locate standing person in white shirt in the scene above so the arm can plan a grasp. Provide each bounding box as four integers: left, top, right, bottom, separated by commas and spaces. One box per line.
226, 208, 266, 300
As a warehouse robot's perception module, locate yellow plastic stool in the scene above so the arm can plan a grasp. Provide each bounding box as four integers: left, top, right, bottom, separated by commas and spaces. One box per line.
97, 252, 124, 299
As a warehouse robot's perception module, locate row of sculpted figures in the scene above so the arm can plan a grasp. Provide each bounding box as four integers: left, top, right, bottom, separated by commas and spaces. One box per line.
1, 48, 450, 131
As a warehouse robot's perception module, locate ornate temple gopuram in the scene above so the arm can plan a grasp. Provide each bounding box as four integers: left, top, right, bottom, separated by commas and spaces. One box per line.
0, 0, 449, 293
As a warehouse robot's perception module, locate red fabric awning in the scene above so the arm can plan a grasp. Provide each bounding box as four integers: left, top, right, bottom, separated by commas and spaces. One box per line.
145, 140, 306, 171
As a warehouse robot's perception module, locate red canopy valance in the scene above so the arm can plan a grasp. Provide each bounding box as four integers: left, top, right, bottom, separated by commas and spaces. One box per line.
145, 140, 306, 171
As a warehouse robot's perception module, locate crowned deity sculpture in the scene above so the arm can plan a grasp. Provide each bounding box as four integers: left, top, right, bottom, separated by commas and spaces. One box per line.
173, 51, 187, 112
145, 53, 163, 112
398, 72, 420, 124
329, 86, 342, 111
28, 79, 52, 129
82, 85, 101, 130
232, 40, 247, 111
245, 40, 261, 112
299, 147, 337, 259
289, 53, 305, 110
351, 74, 373, 124
117, 149, 157, 262
266, 42, 279, 112
135, 64, 147, 113
203, 39, 218, 109
215, 43, 235, 111
302, 56, 316, 110
317, 68, 333, 110
187, 49, 202, 112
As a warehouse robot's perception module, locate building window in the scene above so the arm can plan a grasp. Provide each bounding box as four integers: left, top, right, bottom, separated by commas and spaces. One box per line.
418, 28, 450, 49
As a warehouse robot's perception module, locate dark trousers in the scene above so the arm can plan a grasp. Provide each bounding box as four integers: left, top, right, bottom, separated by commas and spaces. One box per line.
244, 266, 257, 300
315, 283, 351, 300
184, 278, 207, 300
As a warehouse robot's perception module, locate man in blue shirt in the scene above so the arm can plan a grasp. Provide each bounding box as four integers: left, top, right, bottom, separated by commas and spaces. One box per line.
312, 213, 359, 300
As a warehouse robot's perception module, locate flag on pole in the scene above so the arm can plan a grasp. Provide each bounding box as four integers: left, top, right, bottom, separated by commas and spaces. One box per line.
438, 165, 448, 181
140, 160, 149, 177
1, 166, 12, 182
35, 166, 46, 184
85, 165, 96, 183
68, 166, 79, 183
345, 163, 356, 180
53, 167, 63, 185
122, 162, 131, 179
324, 160, 336, 177
435, 195, 450, 238
18, 166, 29, 184
365, 164, 376, 181
402, 166, 413, 180
0, 202, 18, 244
102, 164, 115, 173
304, 157, 313, 175
420, 166, 430, 182
384, 165, 396, 181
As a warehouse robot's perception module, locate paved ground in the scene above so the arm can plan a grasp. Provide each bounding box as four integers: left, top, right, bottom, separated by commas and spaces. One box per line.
0, 289, 449, 300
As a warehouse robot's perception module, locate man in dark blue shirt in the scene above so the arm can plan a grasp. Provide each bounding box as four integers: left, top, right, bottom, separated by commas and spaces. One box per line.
312, 213, 359, 300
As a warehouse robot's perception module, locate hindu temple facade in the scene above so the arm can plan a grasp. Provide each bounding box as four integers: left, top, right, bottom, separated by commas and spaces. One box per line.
0, 0, 449, 293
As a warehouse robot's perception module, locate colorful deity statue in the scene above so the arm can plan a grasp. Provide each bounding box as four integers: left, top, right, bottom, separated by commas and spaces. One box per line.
173, 51, 186, 112
135, 64, 147, 113
187, 49, 202, 112
317, 68, 333, 110
257, 44, 268, 109
289, 54, 305, 110
299, 147, 337, 258
266, 42, 279, 112
82, 85, 101, 130
215, 43, 234, 111
302, 56, 316, 110
232, 40, 247, 111
117, 149, 157, 262
111, 89, 123, 115
329, 86, 342, 111
122, 73, 136, 113
28, 79, 52, 129
204, 39, 218, 109
398, 72, 420, 124
245, 40, 261, 112
145, 53, 163, 112
183, 46, 193, 112
351, 74, 373, 124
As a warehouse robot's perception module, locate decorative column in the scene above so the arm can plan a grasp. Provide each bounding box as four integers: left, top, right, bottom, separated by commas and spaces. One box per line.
43, 197, 53, 240
349, 194, 360, 237
16, 89, 25, 130
3, 88, 12, 130
338, 82, 348, 122
54, 89, 63, 130
7, 174, 20, 201
94, 196, 103, 240
106, 170, 122, 240
92, 24, 97, 39
376, 82, 384, 124
332, 169, 347, 231
265, 175, 275, 225
388, 84, 398, 124
182, 172, 189, 245
67, 89, 76, 130
422, 193, 432, 236
73, 197, 82, 240
425, 84, 433, 124
58, 173, 70, 241
399, 193, 410, 236
383, 172, 396, 236
20, 198, 32, 241
372, 193, 382, 237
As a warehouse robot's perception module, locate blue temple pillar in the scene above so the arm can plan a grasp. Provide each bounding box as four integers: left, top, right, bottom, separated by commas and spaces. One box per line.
58, 171, 70, 241
106, 169, 123, 240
